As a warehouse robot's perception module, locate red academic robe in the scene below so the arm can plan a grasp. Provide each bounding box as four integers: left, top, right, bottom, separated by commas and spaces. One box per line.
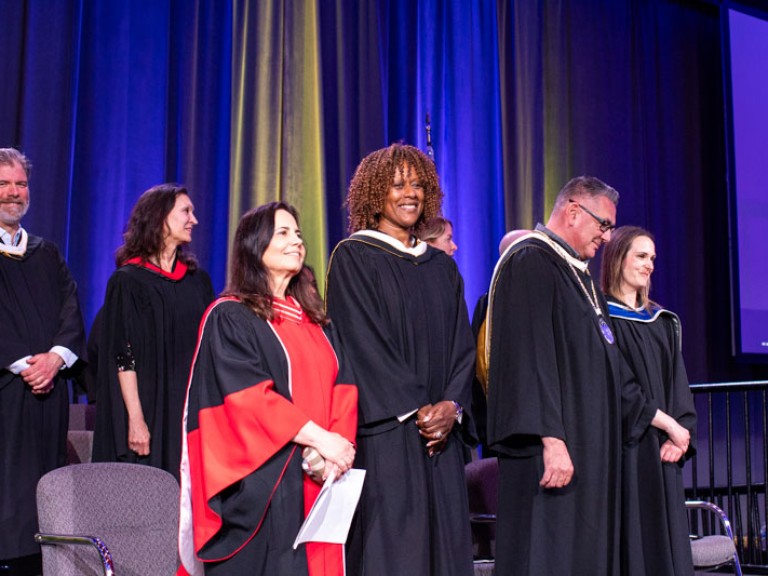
178, 297, 357, 576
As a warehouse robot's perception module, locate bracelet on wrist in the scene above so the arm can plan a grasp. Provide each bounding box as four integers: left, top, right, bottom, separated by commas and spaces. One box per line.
452, 401, 463, 425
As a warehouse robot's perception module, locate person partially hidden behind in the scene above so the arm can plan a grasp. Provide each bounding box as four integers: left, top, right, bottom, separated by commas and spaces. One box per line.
417, 215, 458, 256
485, 176, 691, 575
472, 228, 530, 450
0, 148, 86, 575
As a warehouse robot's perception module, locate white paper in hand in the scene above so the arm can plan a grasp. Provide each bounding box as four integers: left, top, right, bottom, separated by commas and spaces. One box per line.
293, 468, 366, 549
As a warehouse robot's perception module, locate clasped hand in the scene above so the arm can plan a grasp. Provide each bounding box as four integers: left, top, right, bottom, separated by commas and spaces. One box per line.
21, 352, 63, 395
665, 421, 690, 455
659, 420, 690, 463
314, 431, 356, 481
416, 401, 455, 456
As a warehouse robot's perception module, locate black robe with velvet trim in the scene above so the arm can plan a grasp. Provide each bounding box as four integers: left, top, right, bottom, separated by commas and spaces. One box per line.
92, 261, 214, 479
325, 234, 476, 576
0, 235, 85, 559
178, 298, 357, 576
486, 234, 655, 576
608, 300, 697, 576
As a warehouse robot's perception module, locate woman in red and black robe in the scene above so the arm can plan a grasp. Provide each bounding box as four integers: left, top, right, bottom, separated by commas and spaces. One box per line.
179, 202, 357, 576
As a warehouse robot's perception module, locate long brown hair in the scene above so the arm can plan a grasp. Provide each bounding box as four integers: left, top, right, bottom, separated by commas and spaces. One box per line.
346, 143, 443, 234
115, 183, 198, 270
224, 202, 327, 324
600, 225, 656, 311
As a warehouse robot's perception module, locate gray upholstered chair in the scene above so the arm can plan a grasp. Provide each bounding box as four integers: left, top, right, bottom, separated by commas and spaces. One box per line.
66, 431, 94, 464
686, 499, 742, 576
66, 404, 96, 464
35, 462, 180, 575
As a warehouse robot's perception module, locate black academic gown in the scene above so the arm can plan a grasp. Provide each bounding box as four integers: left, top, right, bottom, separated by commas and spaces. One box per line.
470, 293, 490, 450
0, 235, 85, 559
325, 233, 476, 576
608, 300, 697, 576
92, 260, 214, 480
486, 234, 655, 576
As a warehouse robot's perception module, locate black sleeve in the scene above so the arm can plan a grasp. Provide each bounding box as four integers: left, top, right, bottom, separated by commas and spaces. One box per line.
326, 241, 427, 425
486, 247, 565, 455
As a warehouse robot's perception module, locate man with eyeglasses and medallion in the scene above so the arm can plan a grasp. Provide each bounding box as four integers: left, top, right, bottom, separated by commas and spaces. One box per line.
485, 176, 690, 576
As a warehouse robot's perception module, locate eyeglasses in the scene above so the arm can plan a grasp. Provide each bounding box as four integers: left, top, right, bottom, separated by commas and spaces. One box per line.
569, 199, 615, 233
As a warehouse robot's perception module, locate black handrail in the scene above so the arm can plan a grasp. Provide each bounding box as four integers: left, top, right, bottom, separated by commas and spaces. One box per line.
686, 380, 768, 571
689, 381, 768, 392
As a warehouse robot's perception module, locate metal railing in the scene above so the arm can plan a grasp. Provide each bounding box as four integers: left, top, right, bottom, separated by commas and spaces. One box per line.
685, 380, 768, 573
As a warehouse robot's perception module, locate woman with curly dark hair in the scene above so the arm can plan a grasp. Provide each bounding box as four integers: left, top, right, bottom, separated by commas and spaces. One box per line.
325, 143, 476, 576
345, 143, 443, 236
93, 183, 214, 479
178, 202, 357, 576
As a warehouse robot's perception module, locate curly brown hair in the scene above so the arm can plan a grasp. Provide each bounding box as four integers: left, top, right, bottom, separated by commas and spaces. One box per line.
346, 143, 443, 233
224, 202, 327, 325
115, 183, 198, 271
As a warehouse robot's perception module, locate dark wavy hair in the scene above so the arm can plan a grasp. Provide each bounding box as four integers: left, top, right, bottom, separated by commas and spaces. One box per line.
224, 201, 327, 325
600, 225, 657, 312
115, 183, 198, 270
346, 143, 443, 234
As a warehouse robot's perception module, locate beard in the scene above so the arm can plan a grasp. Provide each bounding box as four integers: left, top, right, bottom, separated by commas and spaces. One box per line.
0, 200, 29, 229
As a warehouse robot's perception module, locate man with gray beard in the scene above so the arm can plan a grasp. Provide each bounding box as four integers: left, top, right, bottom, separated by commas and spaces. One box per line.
0, 148, 85, 575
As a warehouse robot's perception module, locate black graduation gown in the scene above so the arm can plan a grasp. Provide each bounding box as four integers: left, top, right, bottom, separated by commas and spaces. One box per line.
0, 235, 85, 559
608, 300, 697, 576
83, 305, 103, 404
178, 298, 357, 576
470, 293, 490, 449
486, 234, 655, 576
325, 233, 476, 576
92, 260, 214, 480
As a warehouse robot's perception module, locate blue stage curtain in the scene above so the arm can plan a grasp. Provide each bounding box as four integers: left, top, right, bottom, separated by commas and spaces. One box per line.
1, 0, 766, 382
316, 0, 505, 314
166, 0, 233, 297
496, 0, 734, 380
0, 1, 82, 254
65, 1, 234, 319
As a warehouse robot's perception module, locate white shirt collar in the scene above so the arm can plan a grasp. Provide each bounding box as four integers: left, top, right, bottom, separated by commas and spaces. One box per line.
353, 229, 428, 256
0, 225, 23, 246
0, 226, 28, 257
